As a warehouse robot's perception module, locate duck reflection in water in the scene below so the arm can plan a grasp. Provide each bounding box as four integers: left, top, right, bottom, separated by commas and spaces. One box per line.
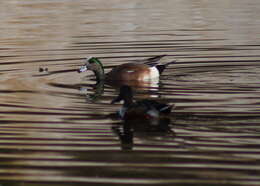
79, 78, 160, 103
111, 85, 175, 150
79, 81, 105, 102
112, 118, 174, 151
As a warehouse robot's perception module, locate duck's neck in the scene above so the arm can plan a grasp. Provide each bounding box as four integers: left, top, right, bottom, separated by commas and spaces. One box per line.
92, 58, 105, 82
93, 70, 105, 83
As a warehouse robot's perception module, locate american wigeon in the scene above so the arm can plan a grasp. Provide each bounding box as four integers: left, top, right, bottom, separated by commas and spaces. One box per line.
78, 55, 175, 83
111, 85, 174, 121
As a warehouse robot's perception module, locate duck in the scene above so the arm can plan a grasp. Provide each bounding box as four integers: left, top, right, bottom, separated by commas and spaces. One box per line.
78, 55, 175, 83
111, 85, 174, 121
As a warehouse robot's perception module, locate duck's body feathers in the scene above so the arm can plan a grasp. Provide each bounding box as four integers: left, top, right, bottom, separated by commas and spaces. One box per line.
106, 63, 153, 81
112, 85, 174, 121
78, 55, 175, 82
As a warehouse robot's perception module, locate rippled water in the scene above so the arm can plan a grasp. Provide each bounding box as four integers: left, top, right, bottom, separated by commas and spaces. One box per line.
1, 0, 260, 185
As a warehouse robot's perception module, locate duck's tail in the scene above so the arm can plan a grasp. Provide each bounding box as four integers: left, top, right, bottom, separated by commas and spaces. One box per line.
143, 55, 176, 75
155, 60, 176, 75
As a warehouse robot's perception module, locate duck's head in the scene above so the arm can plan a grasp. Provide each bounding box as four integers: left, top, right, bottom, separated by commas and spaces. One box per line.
111, 85, 133, 105
78, 57, 104, 73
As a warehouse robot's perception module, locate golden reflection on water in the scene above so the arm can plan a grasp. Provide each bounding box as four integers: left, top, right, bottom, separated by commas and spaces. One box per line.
1, 0, 260, 185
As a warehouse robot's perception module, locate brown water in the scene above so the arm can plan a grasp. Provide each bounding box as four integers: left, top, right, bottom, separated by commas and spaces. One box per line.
1, 0, 260, 185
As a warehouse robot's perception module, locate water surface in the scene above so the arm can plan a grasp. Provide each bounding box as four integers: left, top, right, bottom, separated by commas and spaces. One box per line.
1, 0, 260, 185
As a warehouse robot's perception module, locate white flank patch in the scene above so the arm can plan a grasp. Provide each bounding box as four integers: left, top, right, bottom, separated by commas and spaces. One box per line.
127, 70, 135, 73
150, 67, 160, 78
143, 67, 159, 80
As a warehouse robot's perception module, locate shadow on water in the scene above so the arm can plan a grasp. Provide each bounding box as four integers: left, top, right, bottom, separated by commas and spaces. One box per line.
1, 0, 260, 185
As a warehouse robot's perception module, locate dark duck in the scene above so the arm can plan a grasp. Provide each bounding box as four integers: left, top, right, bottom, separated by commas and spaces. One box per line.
111, 85, 174, 121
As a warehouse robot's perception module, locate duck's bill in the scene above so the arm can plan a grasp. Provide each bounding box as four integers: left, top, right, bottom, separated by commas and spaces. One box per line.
78, 65, 87, 73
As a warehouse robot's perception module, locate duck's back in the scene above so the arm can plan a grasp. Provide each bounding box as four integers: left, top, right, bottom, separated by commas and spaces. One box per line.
106, 63, 156, 81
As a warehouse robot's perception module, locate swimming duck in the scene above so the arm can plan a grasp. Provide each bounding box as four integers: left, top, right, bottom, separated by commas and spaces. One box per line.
111, 85, 173, 121
78, 55, 175, 83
